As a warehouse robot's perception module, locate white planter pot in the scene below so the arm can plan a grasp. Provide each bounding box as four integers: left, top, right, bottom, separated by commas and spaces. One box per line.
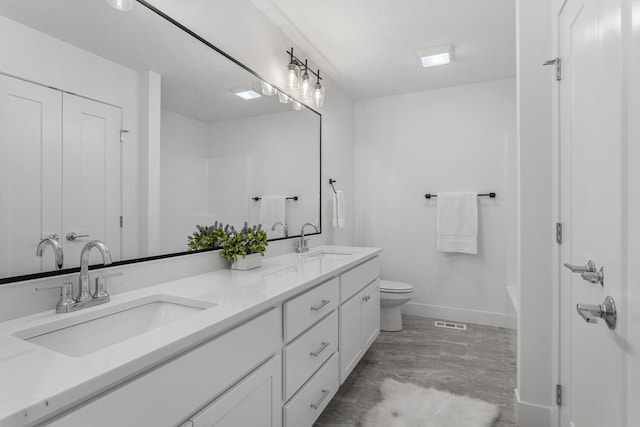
231, 253, 262, 270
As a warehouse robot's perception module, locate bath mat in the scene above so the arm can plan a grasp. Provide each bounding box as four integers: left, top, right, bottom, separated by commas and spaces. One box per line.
362, 378, 500, 427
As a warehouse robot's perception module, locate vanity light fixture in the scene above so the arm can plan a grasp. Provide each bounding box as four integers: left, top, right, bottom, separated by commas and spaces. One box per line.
106, 0, 135, 12
261, 81, 277, 96
284, 48, 325, 108
312, 70, 325, 108
278, 91, 292, 104
232, 86, 262, 100
418, 45, 455, 68
300, 60, 312, 100
286, 48, 301, 90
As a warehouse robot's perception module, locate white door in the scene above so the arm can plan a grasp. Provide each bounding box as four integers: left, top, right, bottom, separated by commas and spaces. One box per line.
62, 93, 122, 268
0, 74, 62, 277
558, 0, 627, 425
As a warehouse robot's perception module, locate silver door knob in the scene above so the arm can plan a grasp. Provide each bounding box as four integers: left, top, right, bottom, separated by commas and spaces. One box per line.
576, 296, 616, 330
564, 260, 596, 273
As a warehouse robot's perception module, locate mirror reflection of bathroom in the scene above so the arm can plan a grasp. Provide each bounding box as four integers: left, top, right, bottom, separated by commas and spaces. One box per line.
0, 0, 320, 280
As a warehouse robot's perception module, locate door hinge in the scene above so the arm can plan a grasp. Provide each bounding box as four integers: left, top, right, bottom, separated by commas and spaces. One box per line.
120, 129, 129, 143
556, 384, 563, 406
556, 222, 562, 244
120, 216, 123, 228
543, 58, 562, 81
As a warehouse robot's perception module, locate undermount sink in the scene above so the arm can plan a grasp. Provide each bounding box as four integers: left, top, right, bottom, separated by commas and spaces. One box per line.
14, 295, 216, 357
301, 250, 354, 261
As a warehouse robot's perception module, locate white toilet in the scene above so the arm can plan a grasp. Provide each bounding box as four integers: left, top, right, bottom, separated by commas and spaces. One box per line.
379, 280, 414, 332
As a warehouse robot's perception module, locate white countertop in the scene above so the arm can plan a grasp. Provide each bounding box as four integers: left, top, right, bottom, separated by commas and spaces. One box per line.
0, 245, 381, 426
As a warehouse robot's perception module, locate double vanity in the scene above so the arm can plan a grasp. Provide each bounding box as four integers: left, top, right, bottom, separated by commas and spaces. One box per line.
0, 246, 381, 427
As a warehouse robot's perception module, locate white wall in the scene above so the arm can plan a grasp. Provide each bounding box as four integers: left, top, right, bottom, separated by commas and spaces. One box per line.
208, 110, 320, 237
160, 109, 211, 253
515, 0, 554, 425
354, 78, 517, 328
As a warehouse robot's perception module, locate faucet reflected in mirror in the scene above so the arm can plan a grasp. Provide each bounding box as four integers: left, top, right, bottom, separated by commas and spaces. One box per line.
272, 221, 288, 237
36, 235, 64, 270
36, 240, 121, 313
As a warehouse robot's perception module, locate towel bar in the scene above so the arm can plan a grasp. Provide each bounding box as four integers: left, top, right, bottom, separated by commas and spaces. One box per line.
424, 192, 496, 199
251, 196, 298, 201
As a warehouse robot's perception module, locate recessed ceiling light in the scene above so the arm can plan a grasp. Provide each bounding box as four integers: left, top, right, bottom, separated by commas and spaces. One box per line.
418, 45, 454, 68
232, 87, 262, 100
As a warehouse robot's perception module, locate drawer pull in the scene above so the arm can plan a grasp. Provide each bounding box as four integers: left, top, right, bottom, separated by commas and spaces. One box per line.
311, 299, 330, 311
362, 295, 371, 302
310, 389, 331, 410
310, 341, 330, 357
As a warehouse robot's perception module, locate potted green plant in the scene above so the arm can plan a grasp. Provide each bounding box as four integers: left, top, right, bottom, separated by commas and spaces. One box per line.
187, 222, 227, 251
220, 222, 268, 270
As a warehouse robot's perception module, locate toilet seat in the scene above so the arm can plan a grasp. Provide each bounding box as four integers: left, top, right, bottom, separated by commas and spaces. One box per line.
380, 280, 413, 294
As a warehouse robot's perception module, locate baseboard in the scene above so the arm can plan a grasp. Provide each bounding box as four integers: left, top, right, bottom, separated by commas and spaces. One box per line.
401, 302, 517, 329
514, 389, 553, 427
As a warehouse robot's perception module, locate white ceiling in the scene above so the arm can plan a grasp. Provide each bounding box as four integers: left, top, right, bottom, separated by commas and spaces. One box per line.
252, 0, 516, 100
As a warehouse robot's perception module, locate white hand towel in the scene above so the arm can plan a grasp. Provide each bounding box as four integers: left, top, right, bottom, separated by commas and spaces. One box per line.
332, 190, 346, 228
437, 192, 478, 254
259, 196, 286, 237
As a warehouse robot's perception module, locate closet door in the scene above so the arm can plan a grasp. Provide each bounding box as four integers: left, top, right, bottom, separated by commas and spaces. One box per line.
0, 74, 62, 277
62, 93, 122, 267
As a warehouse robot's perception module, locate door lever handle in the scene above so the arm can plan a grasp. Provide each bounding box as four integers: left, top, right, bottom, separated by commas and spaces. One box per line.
580, 267, 604, 286
564, 260, 596, 273
66, 232, 90, 241
576, 296, 616, 329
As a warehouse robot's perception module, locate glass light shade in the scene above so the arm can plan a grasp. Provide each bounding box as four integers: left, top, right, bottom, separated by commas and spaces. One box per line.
312, 83, 325, 108
106, 0, 135, 11
278, 91, 292, 104
261, 81, 277, 96
286, 62, 301, 90
292, 100, 303, 111
300, 73, 312, 100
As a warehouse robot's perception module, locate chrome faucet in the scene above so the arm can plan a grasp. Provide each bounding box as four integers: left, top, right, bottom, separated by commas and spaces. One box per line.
272, 221, 288, 237
36, 240, 120, 313
36, 235, 64, 270
297, 222, 319, 253
78, 240, 112, 302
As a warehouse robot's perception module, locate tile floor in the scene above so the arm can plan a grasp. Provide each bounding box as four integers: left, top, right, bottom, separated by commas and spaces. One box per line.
314, 315, 517, 427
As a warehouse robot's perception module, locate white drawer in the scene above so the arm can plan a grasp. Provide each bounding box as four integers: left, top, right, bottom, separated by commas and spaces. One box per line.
46, 308, 281, 427
284, 277, 339, 342
283, 310, 338, 400
340, 256, 380, 302
283, 353, 339, 427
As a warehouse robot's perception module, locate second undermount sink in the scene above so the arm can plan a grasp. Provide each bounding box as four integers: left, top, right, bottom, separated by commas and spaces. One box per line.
301, 250, 354, 261
14, 295, 216, 357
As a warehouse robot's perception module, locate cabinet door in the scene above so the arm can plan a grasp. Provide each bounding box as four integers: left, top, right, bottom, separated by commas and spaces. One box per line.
0, 74, 62, 277
338, 294, 362, 384
360, 279, 380, 350
189, 356, 282, 427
